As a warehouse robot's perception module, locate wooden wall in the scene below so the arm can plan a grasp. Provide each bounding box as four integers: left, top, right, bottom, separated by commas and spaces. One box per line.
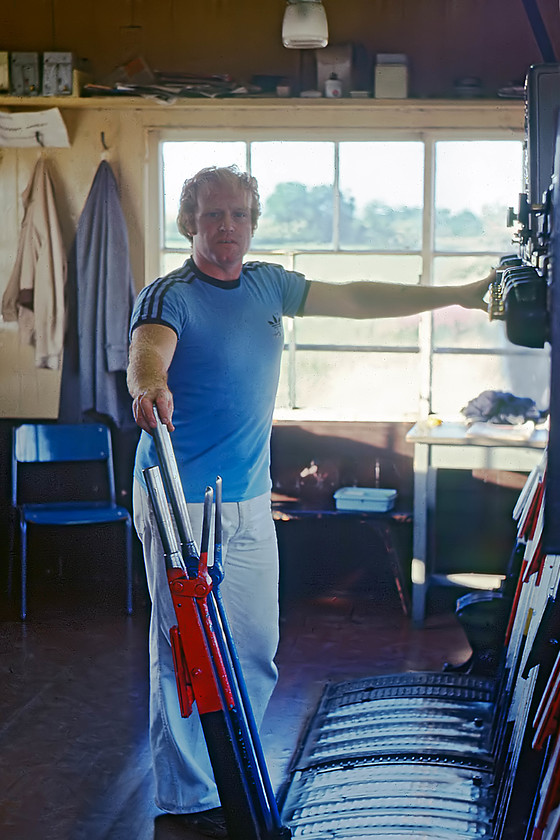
0, 108, 145, 418
1, 0, 559, 97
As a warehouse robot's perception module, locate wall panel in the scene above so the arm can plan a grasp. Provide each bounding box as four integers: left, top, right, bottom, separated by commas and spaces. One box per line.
1, 1, 559, 97
0, 106, 145, 418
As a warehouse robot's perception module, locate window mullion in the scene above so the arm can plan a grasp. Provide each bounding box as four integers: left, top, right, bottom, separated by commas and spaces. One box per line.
418, 137, 436, 419
333, 142, 340, 250
287, 317, 297, 409
287, 252, 298, 409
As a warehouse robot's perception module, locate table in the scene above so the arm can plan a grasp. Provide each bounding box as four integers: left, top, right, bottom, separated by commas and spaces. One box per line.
406, 421, 548, 625
271, 500, 412, 615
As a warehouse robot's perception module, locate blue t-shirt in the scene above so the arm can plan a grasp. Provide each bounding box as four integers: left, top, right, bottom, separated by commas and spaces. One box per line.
130, 258, 310, 502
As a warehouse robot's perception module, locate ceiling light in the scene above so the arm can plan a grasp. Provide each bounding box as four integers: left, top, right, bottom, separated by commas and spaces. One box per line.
282, 0, 329, 49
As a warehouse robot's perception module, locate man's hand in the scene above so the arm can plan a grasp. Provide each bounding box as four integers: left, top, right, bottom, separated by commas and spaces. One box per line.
457, 269, 496, 312
132, 387, 175, 434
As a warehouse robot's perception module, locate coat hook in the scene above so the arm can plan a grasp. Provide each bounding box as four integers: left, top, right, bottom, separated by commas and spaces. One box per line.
35, 131, 45, 147
101, 132, 109, 151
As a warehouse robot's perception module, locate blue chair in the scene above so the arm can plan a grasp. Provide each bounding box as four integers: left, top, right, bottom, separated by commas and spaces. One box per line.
10, 423, 133, 620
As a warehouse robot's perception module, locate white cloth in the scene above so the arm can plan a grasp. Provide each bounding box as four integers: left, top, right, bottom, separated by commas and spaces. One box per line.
2, 157, 66, 370
133, 480, 280, 813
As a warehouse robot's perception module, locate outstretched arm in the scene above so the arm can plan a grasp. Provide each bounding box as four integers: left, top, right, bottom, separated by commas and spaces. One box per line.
127, 323, 178, 433
303, 270, 495, 319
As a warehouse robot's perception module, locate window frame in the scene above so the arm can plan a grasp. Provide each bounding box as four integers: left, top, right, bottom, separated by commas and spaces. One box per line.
144, 104, 542, 422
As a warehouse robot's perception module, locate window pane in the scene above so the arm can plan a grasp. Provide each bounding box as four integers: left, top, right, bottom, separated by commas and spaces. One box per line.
339, 141, 424, 250
250, 141, 335, 249
434, 141, 523, 252
162, 141, 246, 249
245, 252, 293, 270
294, 315, 419, 348
432, 353, 550, 418
162, 252, 189, 275
282, 350, 420, 420
433, 256, 505, 349
294, 253, 421, 346
276, 350, 291, 409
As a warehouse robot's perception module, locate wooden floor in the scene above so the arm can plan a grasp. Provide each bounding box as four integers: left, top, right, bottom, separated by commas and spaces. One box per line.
0, 561, 472, 840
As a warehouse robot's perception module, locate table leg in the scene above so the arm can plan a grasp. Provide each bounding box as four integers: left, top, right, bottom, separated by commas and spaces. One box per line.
412, 442, 430, 625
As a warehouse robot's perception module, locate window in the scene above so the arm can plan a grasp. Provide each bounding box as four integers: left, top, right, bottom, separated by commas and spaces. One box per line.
155, 132, 550, 422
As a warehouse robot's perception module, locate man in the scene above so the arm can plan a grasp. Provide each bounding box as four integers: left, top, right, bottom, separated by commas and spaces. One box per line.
127, 165, 493, 837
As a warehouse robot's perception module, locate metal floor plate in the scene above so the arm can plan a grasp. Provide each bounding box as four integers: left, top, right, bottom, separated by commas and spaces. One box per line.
281, 673, 496, 839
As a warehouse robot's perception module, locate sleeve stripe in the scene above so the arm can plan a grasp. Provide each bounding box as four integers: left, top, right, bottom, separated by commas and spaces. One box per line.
134, 264, 195, 326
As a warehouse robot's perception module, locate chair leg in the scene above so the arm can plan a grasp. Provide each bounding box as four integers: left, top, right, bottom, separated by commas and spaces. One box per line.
20, 520, 28, 621
125, 519, 133, 615
7, 509, 15, 598
379, 522, 411, 617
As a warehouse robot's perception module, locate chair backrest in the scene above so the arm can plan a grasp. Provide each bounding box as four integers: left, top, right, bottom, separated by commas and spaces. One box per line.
12, 423, 117, 506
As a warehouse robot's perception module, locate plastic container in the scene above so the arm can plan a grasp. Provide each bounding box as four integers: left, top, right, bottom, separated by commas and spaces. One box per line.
325, 73, 342, 98
334, 487, 397, 512
374, 53, 408, 99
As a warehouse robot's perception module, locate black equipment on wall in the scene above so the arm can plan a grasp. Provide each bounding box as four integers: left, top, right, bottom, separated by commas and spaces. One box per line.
493, 64, 560, 552
526, 64, 560, 209
545, 114, 560, 554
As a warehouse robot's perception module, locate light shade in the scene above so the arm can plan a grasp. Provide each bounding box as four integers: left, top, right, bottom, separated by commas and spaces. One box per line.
282, 0, 329, 49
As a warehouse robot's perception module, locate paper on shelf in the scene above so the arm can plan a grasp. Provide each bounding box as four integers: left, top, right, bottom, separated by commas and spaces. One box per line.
0, 108, 70, 148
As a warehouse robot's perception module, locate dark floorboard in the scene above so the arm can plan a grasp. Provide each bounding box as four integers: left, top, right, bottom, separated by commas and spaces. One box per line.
0, 574, 471, 840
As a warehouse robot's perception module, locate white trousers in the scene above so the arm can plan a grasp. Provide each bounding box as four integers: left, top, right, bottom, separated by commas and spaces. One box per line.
133, 480, 280, 814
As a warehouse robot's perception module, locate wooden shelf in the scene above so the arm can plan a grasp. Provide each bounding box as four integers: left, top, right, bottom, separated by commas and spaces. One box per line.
0, 95, 524, 135
0, 94, 524, 112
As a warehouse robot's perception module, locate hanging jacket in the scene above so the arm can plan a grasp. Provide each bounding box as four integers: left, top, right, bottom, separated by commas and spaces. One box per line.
58, 160, 136, 427
2, 157, 67, 370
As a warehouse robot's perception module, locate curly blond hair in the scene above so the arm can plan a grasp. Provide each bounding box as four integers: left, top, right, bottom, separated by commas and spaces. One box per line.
176, 165, 261, 242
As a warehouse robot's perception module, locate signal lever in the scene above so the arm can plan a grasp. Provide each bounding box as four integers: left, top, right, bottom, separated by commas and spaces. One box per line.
143, 411, 292, 840
489, 258, 549, 348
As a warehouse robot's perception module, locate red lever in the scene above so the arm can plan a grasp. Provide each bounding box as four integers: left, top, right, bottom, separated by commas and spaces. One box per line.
167, 567, 235, 716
